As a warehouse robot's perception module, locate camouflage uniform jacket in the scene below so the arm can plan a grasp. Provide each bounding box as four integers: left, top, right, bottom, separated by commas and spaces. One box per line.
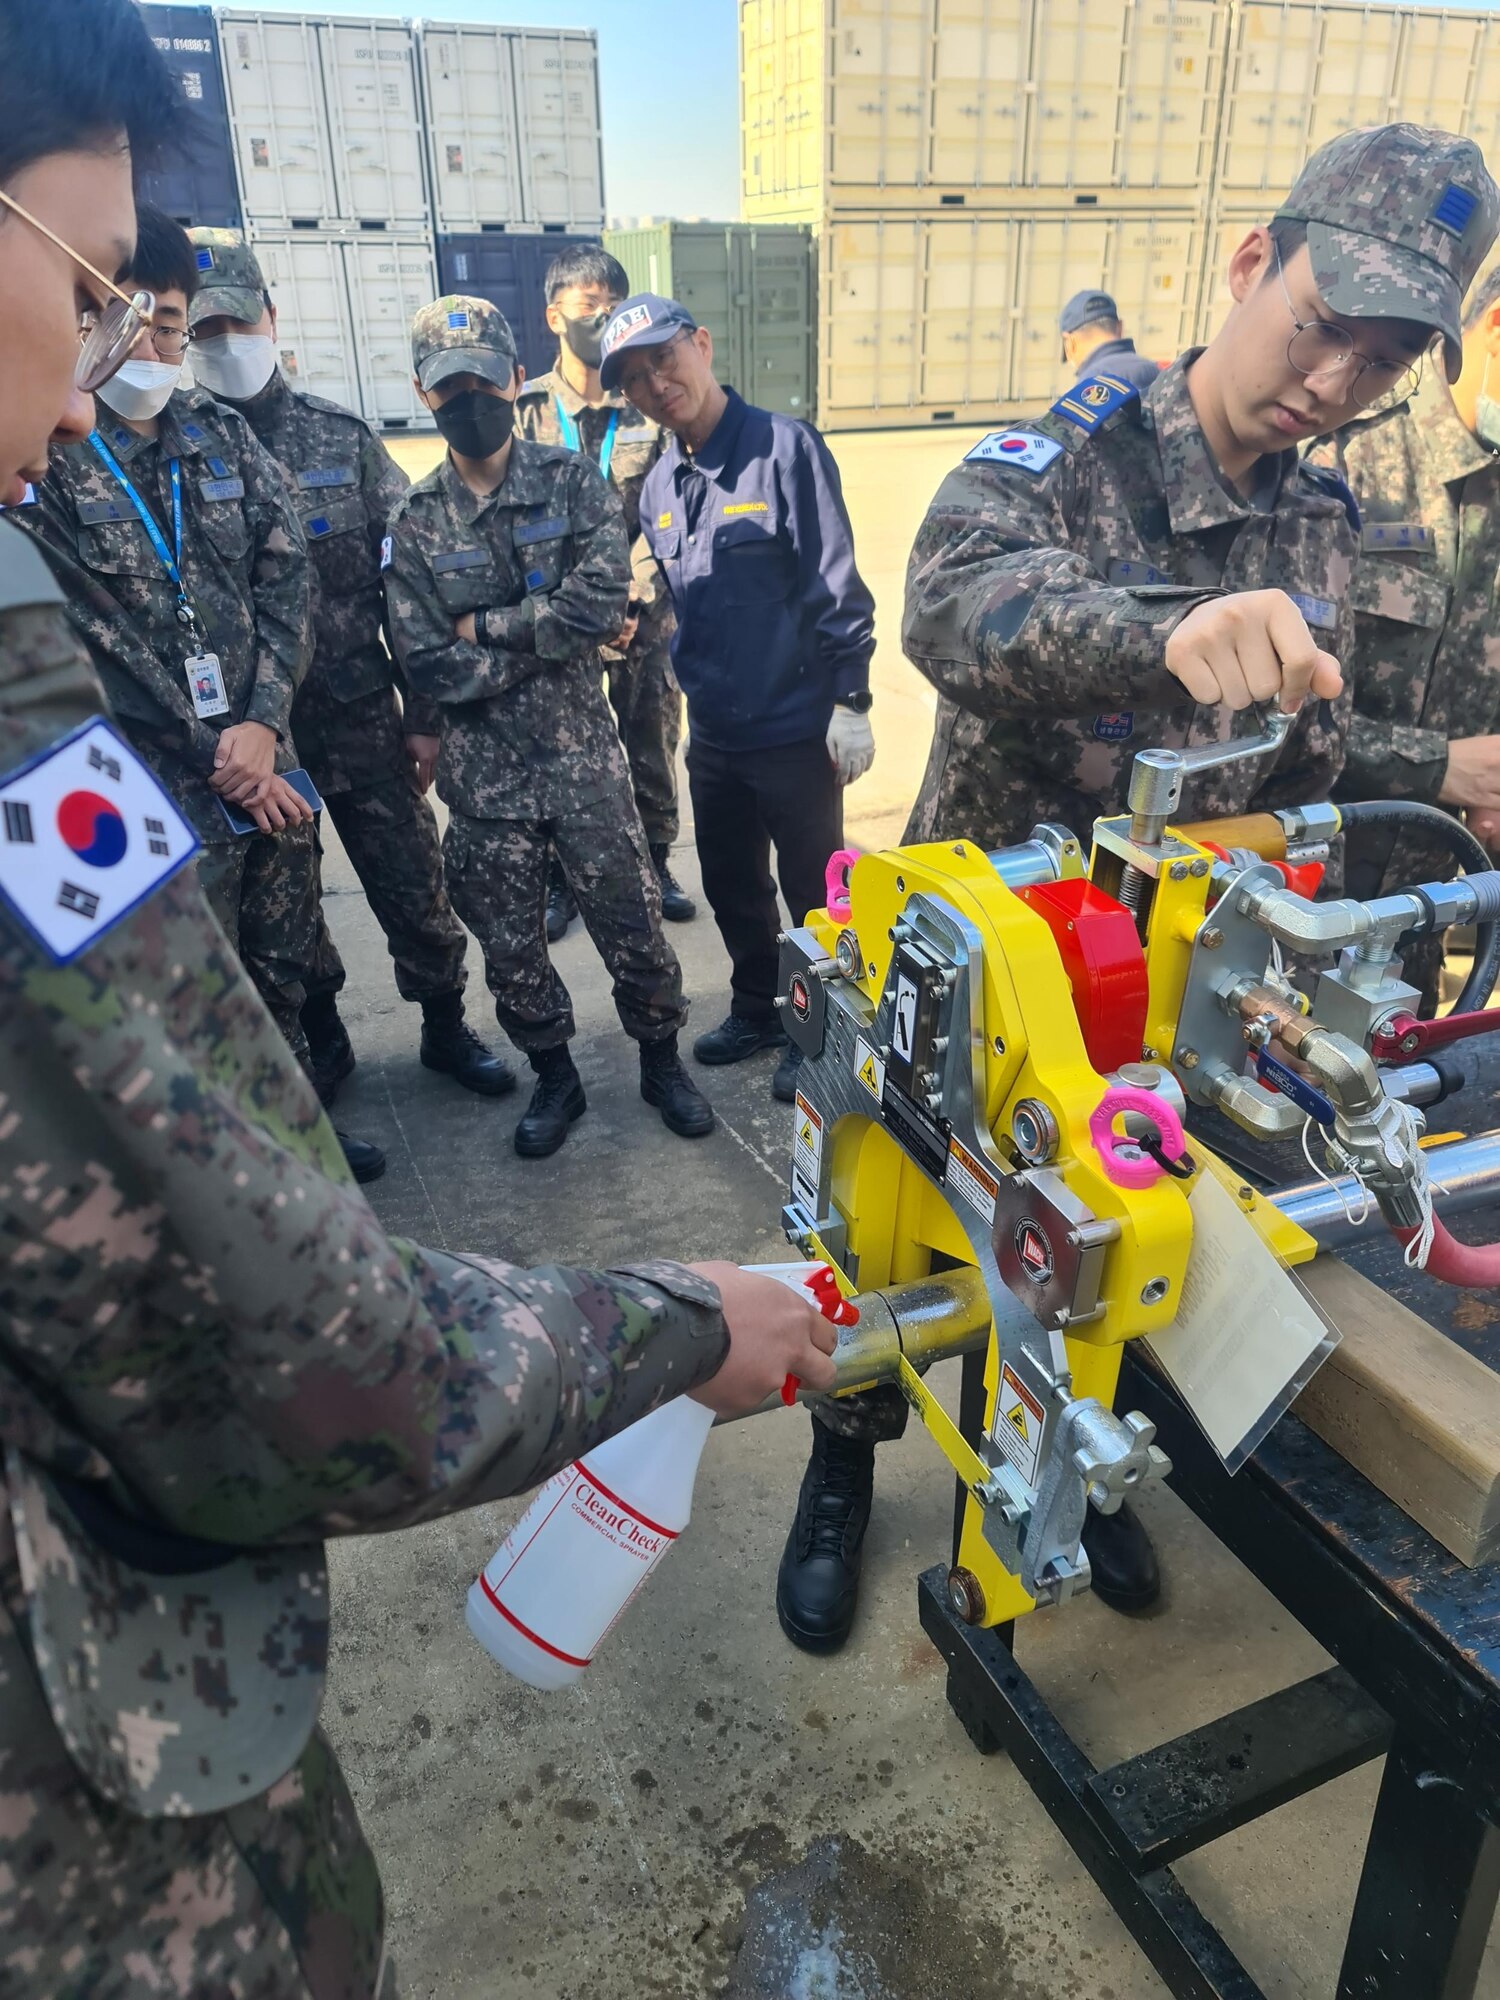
384, 438, 632, 818
0, 515, 726, 1826
516, 365, 673, 631
229, 366, 433, 782
1307, 373, 1500, 894
17, 386, 311, 843
903, 356, 1356, 851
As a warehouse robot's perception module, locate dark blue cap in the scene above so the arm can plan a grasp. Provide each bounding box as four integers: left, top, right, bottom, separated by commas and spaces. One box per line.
599, 292, 699, 391
1059, 289, 1120, 335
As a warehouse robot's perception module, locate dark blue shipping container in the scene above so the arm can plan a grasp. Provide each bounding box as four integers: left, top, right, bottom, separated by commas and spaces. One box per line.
137, 4, 241, 230
436, 231, 602, 385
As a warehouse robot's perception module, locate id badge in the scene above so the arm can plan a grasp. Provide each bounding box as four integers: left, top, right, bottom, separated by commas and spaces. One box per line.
185, 652, 230, 720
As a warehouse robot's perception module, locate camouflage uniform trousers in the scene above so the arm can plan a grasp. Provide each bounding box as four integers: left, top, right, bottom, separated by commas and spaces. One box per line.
305, 777, 469, 1006
196, 822, 319, 1075
603, 625, 681, 850
444, 802, 687, 1051
1, 1541, 393, 1999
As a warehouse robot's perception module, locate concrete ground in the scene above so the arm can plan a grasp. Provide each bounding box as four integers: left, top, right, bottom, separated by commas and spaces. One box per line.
325, 428, 1498, 1999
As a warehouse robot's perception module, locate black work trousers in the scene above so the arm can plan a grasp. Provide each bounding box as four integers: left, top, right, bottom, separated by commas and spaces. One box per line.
687, 733, 843, 1021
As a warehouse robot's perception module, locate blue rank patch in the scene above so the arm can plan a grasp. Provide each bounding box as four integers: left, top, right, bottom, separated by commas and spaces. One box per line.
207, 456, 229, 479
195, 248, 214, 271
1432, 183, 1478, 236
1051, 373, 1139, 433
525, 568, 545, 591
1289, 591, 1337, 632
447, 310, 470, 330
307, 516, 331, 538
181, 424, 205, 441
1093, 712, 1135, 742
380, 535, 393, 571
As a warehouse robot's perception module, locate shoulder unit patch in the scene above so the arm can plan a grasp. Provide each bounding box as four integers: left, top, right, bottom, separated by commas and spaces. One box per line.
1051, 374, 1141, 434
0, 718, 198, 964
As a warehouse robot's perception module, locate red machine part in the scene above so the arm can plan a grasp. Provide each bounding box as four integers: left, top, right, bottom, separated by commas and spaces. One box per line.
1016, 877, 1148, 1075
1201, 840, 1325, 899
1371, 1008, 1500, 1062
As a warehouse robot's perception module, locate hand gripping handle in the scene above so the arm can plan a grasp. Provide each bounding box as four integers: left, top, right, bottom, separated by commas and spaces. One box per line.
1089, 1086, 1187, 1189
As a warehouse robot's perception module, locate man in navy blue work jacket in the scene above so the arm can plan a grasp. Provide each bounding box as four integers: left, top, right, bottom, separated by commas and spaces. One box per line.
604, 294, 876, 1106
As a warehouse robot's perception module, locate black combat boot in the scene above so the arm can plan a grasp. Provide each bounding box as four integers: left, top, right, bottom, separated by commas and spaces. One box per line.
772, 1042, 803, 1105
514, 1045, 587, 1158
693, 1012, 787, 1065
419, 991, 516, 1097
650, 843, 696, 923
776, 1423, 876, 1654
301, 989, 355, 1107
639, 1034, 714, 1137
545, 863, 578, 944
336, 1129, 386, 1185
1081, 1501, 1161, 1614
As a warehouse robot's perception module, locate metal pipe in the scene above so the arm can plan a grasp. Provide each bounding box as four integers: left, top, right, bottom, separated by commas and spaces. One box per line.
1270, 1128, 1500, 1248
984, 839, 1060, 892
724, 1265, 994, 1423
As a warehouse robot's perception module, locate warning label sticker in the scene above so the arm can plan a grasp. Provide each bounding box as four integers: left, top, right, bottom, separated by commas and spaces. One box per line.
793, 1091, 824, 1196
853, 1035, 886, 1104
946, 1135, 999, 1224
993, 1362, 1045, 1487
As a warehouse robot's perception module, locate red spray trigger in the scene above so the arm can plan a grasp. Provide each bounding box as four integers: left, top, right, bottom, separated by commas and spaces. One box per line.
782, 1263, 857, 1403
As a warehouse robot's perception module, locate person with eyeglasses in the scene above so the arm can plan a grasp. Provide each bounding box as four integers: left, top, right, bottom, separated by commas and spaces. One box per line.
1307, 259, 1500, 1010
773, 126, 1500, 1660
0, 5, 840, 1991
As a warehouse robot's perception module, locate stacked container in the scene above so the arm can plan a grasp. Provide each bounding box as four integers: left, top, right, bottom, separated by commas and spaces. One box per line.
138, 3, 241, 230
604, 223, 815, 418
740, 0, 1222, 431
434, 231, 604, 383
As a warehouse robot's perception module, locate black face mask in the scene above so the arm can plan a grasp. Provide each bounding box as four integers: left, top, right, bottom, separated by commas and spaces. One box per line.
561, 309, 611, 369
432, 388, 515, 459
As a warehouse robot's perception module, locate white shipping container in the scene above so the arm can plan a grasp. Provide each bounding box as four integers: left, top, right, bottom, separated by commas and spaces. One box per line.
1011, 212, 1202, 400
343, 234, 440, 429
221, 11, 427, 226
740, 0, 1225, 211
320, 16, 429, 226
419, 21, 525, 230
221, 12, 336, 225
511, 28, 606, 227
1193, 207, 1263, 343
248, 231, 361, 411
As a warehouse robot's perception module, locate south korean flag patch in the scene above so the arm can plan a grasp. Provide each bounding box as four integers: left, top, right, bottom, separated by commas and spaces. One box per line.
965, 430, 1064, 475
0, 718, 198, 965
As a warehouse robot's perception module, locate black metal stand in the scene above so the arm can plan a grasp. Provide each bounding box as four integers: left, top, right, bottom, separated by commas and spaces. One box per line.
930, 1348, 1500, 2000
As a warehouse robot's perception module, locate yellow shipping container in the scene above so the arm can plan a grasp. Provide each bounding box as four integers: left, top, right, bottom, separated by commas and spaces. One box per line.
817, 210, 1202, 429
740, 0, 1227, 216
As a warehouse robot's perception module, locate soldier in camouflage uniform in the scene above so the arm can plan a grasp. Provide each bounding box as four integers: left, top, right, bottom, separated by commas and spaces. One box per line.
385, 297, 714, 1157
0, 23, 836, 1988
515, 243, 694, 932
776, 124, 1500, 1656
1308, 262, 1500, 1005
185, 230, 511, 1103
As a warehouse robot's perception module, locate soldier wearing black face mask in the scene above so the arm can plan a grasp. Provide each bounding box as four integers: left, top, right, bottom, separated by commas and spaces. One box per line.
385, 295, 713, 1158
517, 246, 691, 940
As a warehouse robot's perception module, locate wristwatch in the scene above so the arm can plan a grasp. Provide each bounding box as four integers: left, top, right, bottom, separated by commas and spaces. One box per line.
836, 689, 874, 713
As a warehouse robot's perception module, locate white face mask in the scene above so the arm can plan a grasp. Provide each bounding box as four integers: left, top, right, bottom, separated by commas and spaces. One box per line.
192, 332, 277, 402
94, 357, 183, 423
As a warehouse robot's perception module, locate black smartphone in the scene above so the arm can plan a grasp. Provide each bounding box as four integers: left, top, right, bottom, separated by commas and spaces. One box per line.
216, 766, 324, 836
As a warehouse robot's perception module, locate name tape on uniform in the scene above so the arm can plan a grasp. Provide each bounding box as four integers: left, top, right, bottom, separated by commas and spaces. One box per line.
965, 430, 1063, 475
0, 718, 198, 964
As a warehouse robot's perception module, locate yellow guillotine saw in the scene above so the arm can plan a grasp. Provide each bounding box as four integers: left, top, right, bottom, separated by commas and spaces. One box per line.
772, 714, 1500, 1630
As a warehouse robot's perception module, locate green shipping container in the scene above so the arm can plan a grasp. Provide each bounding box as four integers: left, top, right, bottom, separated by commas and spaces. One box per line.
602, 221, 815, 421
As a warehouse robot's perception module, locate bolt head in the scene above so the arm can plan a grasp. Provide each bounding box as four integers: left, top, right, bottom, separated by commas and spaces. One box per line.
1169, 861, 1188, 881
1180, 1048, 1200, 1069
1201, 927, 1224, 949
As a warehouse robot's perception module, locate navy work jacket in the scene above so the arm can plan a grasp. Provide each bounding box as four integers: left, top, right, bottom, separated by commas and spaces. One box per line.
640, 389, 874, 751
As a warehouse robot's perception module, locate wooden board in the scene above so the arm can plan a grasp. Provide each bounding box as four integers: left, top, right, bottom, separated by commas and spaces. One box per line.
1294, 1257, 1500, 1568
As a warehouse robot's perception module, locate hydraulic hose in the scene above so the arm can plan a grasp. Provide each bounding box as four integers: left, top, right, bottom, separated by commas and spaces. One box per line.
1337, 798, 1500, 1014
1392, 1213, 1500, 1288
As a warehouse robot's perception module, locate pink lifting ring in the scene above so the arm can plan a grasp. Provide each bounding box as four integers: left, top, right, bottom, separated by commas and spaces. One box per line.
824, 848, 860, 925
1089, 1086, 1187, 1189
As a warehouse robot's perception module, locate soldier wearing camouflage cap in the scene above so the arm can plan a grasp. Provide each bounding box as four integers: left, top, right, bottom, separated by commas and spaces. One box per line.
774, 124, 1500, 1658
186, 229, 510, 1106
385, 296, 715, 1155
0, 22, 838, 1990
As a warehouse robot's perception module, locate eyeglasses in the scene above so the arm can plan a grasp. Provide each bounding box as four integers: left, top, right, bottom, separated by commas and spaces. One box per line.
81, 320, 193, 362
0, 187, 155, 393
617, 331, 691, 399
1275, 245, 1426, 411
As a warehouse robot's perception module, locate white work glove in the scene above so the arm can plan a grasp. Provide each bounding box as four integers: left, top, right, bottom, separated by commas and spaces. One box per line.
827, 705, 875, 787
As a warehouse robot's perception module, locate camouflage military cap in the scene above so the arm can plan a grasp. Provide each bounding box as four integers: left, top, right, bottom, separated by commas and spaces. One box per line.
410, 295, 518, 392
186, 228, 268, 326
1275, 124, 1500, 378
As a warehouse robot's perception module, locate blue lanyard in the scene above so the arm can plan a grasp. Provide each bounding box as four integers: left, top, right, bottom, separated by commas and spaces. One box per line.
554, 397, 618, 482
88, 430, 196, 627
